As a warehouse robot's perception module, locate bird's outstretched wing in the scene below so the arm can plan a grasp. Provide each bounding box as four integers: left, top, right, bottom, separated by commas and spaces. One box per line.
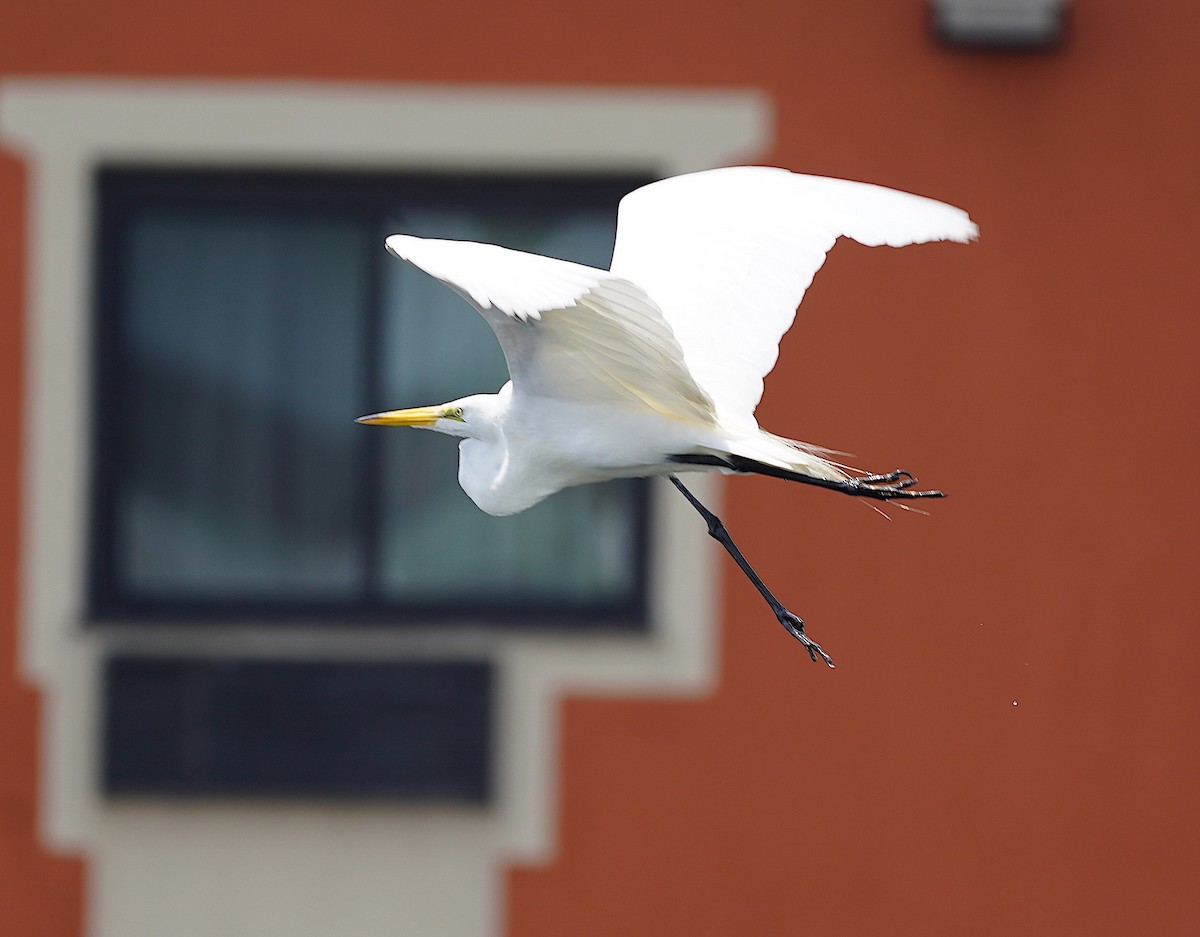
385, 234, 716, 423
609, 167, 978, 429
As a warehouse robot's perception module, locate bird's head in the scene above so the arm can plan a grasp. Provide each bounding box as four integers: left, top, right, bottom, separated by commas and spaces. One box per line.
355, 393, 498, 440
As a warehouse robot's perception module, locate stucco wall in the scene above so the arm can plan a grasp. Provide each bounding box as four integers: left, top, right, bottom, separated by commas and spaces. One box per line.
2, 2, 1198, 935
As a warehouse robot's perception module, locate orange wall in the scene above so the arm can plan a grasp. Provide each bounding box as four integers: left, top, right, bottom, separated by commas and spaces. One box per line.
510, 7, 1200, 936
3, 1, 1199, 935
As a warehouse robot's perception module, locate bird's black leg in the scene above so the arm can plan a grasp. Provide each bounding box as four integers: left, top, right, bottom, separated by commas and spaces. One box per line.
668, 475, 834, 667
668, 453, 945, 501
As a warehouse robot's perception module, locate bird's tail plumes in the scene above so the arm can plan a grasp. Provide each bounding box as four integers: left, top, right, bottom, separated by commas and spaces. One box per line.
698, 432, 946, 503
730, 432, 849, 483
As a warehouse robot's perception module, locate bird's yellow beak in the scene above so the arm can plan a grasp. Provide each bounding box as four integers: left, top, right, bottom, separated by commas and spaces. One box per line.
355, 405, 445, 427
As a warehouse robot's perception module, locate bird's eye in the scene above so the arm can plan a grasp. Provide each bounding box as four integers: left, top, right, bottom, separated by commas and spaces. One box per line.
451, 407, 465, 420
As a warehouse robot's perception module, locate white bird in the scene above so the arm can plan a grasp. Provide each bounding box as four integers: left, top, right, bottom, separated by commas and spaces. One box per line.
358, 166, 977, 665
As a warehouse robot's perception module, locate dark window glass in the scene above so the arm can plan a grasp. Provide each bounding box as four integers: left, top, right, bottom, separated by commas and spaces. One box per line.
90, 169, 651, 626
104, 655, 492, 800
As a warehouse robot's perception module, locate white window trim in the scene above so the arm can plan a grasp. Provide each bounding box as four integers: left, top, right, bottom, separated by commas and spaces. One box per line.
0, 80, 769, 937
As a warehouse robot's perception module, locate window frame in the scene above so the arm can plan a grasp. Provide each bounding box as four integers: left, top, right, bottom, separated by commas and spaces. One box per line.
3, 79, 748, 888
87, 166, 655, 629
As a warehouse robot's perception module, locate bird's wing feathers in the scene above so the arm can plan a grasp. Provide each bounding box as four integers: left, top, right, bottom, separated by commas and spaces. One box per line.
385, 235, 715, 423
609, 166, 979, 428
386, 169, 976, 430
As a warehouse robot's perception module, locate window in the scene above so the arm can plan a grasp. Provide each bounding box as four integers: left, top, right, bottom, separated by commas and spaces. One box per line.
6, 79, 748, 882
90, 169, 652, 627
104, 655, 493, 799
91, 168, 653, 798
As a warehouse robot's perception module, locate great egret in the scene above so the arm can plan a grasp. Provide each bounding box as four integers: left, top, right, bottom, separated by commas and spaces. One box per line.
358, 166, 977, 666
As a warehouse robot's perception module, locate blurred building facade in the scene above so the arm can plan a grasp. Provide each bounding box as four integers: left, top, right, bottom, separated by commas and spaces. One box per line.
2, 2, 1199, 936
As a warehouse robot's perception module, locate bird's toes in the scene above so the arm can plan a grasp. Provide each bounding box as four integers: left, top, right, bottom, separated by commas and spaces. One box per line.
848, 469, 944, 500
857, 469, 910, 485
776, 610, 835, 667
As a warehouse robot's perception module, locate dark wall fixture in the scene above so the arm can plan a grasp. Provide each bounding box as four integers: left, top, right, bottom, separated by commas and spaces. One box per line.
931, 0, 1068, 49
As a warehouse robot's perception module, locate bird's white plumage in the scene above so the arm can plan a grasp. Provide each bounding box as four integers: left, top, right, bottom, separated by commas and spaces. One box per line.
609, 167, 979, 427
385, 235, 715, 424
385, 234, 605, 322
373, 166, 977, 515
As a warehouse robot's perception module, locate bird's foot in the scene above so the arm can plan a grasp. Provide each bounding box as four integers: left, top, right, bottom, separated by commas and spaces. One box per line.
777, 610, 835, 668
844, 469, 945, 501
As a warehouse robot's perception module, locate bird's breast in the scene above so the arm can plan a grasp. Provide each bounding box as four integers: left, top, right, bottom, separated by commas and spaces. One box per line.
456, 399, 724, 516
455, 436, 563, 516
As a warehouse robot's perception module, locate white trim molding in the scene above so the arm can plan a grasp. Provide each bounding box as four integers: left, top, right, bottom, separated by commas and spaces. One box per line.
0, 79, 769, 937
